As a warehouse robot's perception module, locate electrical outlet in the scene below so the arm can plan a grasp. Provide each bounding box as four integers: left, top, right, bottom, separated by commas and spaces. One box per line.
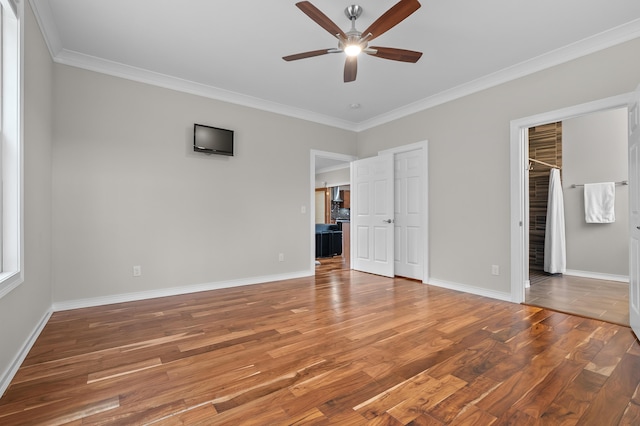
301, 205, 307, 214
133, 265, 142, 277
278, 253, 284, 262
491, 265, 499, 276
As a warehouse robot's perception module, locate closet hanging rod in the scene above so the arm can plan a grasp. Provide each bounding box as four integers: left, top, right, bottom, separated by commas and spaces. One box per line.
528, 158, 561, 170
570, 180, 628, 188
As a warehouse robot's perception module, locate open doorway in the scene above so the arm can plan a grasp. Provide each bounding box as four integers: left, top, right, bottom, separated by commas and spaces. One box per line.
310, 142, 429, 281
511, 94, 631, 325
310, 150, 356, 274
525, 110, 629, 325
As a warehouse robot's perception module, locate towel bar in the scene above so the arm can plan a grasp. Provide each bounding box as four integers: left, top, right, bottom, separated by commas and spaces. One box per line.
571, 180, 628, 188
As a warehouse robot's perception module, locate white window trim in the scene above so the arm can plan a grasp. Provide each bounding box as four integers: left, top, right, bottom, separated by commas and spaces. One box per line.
0, 0, 23, 299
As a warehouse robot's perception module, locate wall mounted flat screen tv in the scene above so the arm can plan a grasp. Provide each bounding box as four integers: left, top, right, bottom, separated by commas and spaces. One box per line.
194, 123, 234, 156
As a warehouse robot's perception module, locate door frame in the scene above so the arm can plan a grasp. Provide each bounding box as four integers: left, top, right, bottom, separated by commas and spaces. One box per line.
310, 150, 357, 273
510, 93, 632, 303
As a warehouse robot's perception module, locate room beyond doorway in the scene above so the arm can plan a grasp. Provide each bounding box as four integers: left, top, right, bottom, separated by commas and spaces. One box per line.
311, 150, 356, 274
510, 93, 632, 304
315, 255, 349, 275
523, 108, 629, 326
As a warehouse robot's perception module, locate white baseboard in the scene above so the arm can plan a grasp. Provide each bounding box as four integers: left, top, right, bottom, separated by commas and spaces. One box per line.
564, 269, 629, 283
52, 270, 313, 312
426, 278, 513, 302
0, 309, 52, 397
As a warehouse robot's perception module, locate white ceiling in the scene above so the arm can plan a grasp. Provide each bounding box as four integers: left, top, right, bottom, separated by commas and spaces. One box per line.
30, 0, 640, 131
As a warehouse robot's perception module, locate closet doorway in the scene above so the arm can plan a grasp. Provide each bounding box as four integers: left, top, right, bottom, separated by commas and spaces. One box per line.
511, 95, 631, 325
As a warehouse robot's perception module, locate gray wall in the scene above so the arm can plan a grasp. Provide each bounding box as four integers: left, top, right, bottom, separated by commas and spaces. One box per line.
563, 108, 628, 277
51, 65, 357, 303
357, 38, 640, 294
0, 2, 53, 389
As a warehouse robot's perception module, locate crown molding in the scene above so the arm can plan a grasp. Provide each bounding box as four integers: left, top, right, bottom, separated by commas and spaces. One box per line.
28, 0, 640, 133
28, 0, 61, 56
53, 49, 358, 132
355, 18, 640, 132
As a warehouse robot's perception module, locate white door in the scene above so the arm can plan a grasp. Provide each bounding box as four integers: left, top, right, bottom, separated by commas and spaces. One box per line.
394, 149, 423, 279
629, 84, 640, 337
351, 154, 395, 277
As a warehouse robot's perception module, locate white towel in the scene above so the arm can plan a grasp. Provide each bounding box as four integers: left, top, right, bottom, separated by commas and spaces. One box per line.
544, 168, 566, 274
584, 182, 615, 223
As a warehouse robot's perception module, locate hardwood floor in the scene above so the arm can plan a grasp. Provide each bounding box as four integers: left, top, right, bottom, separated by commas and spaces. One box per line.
525, 272, 630, 326
2, 268, 640, 424
315, 255, 349, 275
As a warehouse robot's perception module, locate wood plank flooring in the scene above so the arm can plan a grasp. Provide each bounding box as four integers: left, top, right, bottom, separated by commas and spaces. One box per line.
1, 268, 640, 424
314, 255, 349, 275
525, 272, 629, 326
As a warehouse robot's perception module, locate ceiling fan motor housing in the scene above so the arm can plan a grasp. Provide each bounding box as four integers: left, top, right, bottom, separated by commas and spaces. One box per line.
344, 5, 363, 20
342, 5, 366, 51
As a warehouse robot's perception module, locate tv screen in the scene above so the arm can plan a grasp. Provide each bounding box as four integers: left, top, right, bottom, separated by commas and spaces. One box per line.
194, 123, 234, 156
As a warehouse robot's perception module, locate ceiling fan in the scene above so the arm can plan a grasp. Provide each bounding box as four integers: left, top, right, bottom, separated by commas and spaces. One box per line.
283, 0, 423, 83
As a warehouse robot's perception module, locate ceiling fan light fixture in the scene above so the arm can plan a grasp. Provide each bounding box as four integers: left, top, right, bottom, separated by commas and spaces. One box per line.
344, 44, 362, 57
284, 0, 423, 82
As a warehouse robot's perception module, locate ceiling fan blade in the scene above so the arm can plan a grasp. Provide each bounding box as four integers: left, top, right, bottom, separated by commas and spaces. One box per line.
296, 1, 347, 39
344, 56, 357, 83
366, 47, 423, 63
283, 49, 333, 61
362, 0, 421, 41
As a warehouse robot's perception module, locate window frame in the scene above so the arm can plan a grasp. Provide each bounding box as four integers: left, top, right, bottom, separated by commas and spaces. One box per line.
0, 0, 23, 300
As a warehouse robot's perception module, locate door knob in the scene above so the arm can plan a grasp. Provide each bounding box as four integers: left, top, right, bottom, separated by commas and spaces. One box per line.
383, 219, 394, 223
